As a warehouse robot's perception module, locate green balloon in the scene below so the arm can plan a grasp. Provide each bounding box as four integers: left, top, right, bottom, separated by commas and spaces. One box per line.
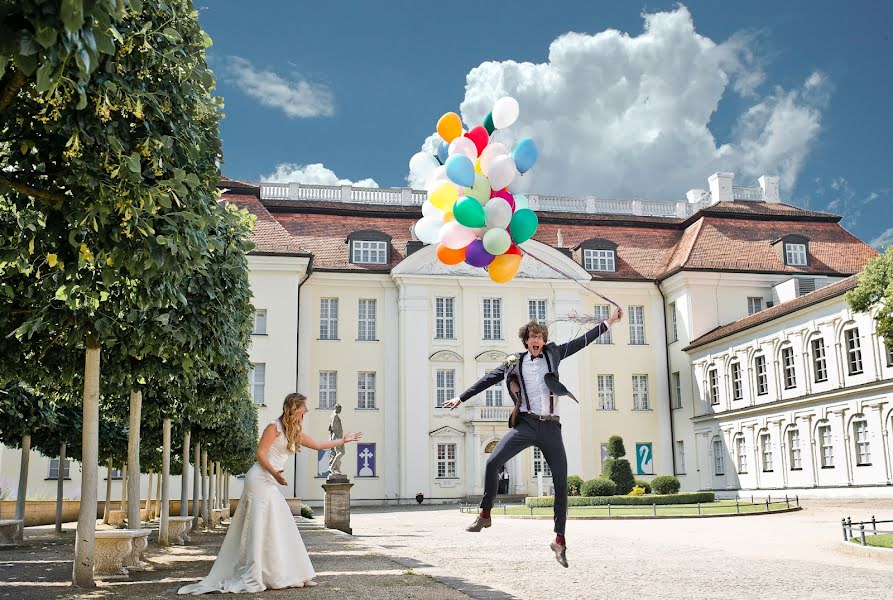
483, 112, 495, 135
509, 209, 538, 244
454, 196, 486, 228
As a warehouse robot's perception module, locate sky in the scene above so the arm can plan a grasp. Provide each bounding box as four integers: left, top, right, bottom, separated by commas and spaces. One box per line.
196, 0, 892, 249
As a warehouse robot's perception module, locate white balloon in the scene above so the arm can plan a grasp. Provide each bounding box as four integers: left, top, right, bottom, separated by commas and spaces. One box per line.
414, 217, 444, 244
492, 96, 520, 129
421, 200, 442, 219
409, 151, 439, 181
484, 198, 513, 229
488, 155, 518, 191
479, 142, 508, 176
513, 193, 530, 210
448, 136, 478, 161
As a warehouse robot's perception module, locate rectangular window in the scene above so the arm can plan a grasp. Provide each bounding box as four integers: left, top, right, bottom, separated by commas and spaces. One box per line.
731, 362, 743, 401
789, 429, 802, 470
747, 297, 763, 315
886, 342, 893, 368
434, 297, 455, 339
435, 369, 455, 408
597, 375, 615, 410
583, 248, 615, 272
528, 299, 547, 323
854, 421, 871, 465
319, 298, 339, 340
252, 309, 267, 335
352, 240, 387, 264
436, 443, 457, 478
736, 437, 748, 473
675, 441, 686, 475
319, 371, 337, 409
782, 346, 797, 389
761, 433, 773, 471
669, 302, 678, 342
532, 447, 553, 477
707, 367, 719, 405
819, 425, 834, 467
49, 458, 71, 479
755, 355, 768, 395
672, 372, 682, 409
482, 298, 502, 340
844, 328, 863, 375
357, 299, 377, 341
357, 371, 376, 409
249, 363, 266, 405
484, 386, 503, 407
713, 439, 724, 476
785, 243, 807, 266
628, 306, 646, 345
594, 305, 613, 344
632, 374, 649, 410
811, 338, 828, 382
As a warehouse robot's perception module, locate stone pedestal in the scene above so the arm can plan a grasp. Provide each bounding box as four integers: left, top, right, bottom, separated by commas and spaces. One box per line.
322, 479, 353, 534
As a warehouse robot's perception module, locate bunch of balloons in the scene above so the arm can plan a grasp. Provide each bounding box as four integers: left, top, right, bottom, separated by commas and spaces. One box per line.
410, 96, 540, 283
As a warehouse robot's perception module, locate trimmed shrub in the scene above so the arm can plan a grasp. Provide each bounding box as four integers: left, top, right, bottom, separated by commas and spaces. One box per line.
650, 475, 681, 495
525, 491, 715, 508
628, 486, 645, 496
634, 479, 652, 494
607, 435, 626, 458
567, 475, 584, 496
603, 458, 636, 495
300, 504, 314, 519
581, 477, 617, 497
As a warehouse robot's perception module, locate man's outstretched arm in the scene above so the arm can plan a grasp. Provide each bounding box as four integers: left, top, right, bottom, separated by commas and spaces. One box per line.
443, 363, 509, 410
555, 306, 623, 359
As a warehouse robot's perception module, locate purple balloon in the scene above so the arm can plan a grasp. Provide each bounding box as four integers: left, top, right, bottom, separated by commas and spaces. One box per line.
465, 239, 495, 267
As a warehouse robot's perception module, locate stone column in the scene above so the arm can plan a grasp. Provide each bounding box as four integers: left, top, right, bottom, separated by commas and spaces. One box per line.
876, 405, 892, 484
322, 480, 354, 534
398, 284, 430, 502
838, 411, 853, 485
383, 285, 400, 502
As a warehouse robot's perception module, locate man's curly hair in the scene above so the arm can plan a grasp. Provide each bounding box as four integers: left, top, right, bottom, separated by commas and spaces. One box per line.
518, 321, 549, 346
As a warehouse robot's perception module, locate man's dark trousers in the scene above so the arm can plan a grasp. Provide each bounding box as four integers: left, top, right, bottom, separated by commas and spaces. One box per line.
481, 413, 568, 535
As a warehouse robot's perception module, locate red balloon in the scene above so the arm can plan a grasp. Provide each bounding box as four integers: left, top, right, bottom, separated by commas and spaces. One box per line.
490, 188, 516, 211
465, 125, 490, 157
505, 243, 522, 256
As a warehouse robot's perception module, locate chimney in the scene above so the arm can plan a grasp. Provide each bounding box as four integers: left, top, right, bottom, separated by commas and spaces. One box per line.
758, 175, 780, 203
707, 172, 734, 204
686, 189, 708, 204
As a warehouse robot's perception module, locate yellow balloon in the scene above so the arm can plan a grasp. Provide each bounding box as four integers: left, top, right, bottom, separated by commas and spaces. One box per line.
444, 211, 455, 222
437, 112, 463, 143
488, 253, 522, 283
465, 173, 490, 205
475, 158, 482, 173
429, 182, 459, 211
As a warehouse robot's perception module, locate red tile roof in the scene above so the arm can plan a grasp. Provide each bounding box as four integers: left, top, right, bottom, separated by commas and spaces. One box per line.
223, 189, 307, 257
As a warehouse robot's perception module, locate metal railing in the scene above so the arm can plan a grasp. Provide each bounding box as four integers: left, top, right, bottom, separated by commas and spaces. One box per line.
841, 515, 893, 545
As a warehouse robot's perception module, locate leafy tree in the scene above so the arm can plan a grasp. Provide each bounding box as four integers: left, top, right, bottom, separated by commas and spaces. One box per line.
607, 435, 626, 458
602, 435, 635, 494
847, 248, 893, 346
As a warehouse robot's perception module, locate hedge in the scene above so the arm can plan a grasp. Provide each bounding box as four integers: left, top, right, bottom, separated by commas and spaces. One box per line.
525, 491, 716, 508
650, 475, 681, 495
581, 477, 616, 497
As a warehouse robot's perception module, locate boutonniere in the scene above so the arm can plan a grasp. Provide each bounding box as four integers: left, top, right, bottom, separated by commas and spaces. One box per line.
506, 354, 519, 366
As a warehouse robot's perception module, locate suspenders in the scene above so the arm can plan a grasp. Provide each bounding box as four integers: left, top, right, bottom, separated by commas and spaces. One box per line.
516, 352, 555, 416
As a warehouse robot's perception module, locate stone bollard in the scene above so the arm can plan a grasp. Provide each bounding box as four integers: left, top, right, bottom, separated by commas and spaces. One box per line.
322, 477, 353, 534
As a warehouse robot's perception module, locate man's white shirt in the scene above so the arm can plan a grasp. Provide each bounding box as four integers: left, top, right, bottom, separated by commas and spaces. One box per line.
519, 353, 554, 417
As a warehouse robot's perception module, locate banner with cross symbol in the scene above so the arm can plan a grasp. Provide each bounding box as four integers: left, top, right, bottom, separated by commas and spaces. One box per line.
357, 443, 376, 477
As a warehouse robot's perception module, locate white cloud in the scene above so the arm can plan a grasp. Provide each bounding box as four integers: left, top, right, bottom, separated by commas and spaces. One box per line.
262, 163, 378, 188
408, 6, 829, 200
870, 228, 893, 251
222, 56, 334, 119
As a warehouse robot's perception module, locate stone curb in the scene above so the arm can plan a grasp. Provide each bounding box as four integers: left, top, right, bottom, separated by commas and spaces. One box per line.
488, 506, 803, 520
837, 539, 893, 563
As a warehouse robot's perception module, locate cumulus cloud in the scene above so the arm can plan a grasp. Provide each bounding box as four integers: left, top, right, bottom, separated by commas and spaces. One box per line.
408, 6, 829, 200
262, 163, 379, 188
222, 56, 334, 118
870, 228, 893, 251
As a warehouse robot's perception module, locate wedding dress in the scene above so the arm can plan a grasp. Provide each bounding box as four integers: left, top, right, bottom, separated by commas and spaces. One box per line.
179, 420, 316, 594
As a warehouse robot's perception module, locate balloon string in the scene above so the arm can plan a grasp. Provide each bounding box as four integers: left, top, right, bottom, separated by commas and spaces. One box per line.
520, 246, 623, 310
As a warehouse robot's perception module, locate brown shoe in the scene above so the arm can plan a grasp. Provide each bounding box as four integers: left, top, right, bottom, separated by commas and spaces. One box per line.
550, 541, 568, 568
465, 516, 491, 532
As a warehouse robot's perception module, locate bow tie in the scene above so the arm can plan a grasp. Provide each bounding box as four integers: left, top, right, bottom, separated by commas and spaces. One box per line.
530, 354, 543, 360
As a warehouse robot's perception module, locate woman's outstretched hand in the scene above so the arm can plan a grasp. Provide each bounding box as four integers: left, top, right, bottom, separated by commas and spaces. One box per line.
342, 431, 363, 443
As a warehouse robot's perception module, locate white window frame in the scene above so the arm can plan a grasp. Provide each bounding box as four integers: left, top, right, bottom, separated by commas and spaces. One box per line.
482, 298, 502, 340
761, 433, 773, 471
672, 371, 682, 409
435, 369, 455, 408
747, 297, 763, 315
357, 298, 377, 341
528, 299, 547, 323
675, 440, 686, 475
789, 429, 802, 470
484, 386, 503, 407
583, 248, 615, 272
319, 298, 339, 340
785, 242, 807, 266
712, 438, 724, 476
597, 375, 615, 410
812, 338, 828, 382
736, 436, 748, 474
730, 361, 743, 401
669, 302, 678, 342
844, 328, 863, 375
357, 371, 376, 409
819, 425, 834, 467
252, 309, 267, 335
249, 363, 266, 405
707, 367, 719, 405
49, 457, 71, 479
628, 306, 645, 345
854, 420, 870, 466
436, 443, 457, 478
594, 304, 613, 344
754, 354, 768, 395
632, 374, 649, 410
319, 370, 337, 409
781, 346, 797, 389
434, 297, 455, 340
532, 447, 552, 477
352, 239, 387, 264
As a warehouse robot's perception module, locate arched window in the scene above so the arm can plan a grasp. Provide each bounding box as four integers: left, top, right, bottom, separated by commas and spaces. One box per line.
780, 344, 797, 389
760, 430, 773, 472
735, 434, 748, 474
707, 364, 719, 405
787, 427, 802, 470
852, 418, 871, 466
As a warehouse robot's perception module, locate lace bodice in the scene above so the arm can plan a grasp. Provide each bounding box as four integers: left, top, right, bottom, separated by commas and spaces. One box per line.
266, 420, 291, 471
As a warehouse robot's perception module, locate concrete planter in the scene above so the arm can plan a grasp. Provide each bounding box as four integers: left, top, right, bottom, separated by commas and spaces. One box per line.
285, 498, 304, 516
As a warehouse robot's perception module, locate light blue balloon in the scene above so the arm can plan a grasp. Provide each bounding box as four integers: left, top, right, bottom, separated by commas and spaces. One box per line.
512, 137, 539, 174
513, 193, 529, 210
437, 140, 449, 164
445, 154, 475, 188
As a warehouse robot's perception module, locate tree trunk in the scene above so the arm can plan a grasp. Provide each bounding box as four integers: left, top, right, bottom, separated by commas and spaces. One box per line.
216, 462, 222, 510
159, 418, 172, 545
191, 441, 201, 532
224, 470, 229, 509
72, 337, 100, 587
102, 459, 113, 524
121, 462, 128, 515
210, 460, 217, 510
180, 429, 190, 517
14, 432, 31, 541
145, 470, 154, 523
201, 448, 209, 528
154, 469, 161, 519
126, 388, 142, 529
55, 441, 67, 534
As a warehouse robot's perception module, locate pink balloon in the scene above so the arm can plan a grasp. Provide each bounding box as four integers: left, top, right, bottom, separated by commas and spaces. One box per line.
438, 221, 477, 250
490, 188, 516, 211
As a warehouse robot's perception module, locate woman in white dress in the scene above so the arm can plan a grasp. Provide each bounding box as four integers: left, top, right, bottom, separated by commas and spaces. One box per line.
179, 393, 363, 594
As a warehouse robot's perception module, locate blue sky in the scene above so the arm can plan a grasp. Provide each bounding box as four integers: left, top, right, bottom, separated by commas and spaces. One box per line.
196, 1, 892, 248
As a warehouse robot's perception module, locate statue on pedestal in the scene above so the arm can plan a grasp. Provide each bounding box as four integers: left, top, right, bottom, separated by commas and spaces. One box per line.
327, 405, 347, 481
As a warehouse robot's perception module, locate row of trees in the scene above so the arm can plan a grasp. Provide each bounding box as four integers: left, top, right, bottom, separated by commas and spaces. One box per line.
2, 0, 259, 587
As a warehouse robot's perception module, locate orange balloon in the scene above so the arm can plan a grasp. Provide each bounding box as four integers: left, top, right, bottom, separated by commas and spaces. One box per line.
488, 253, 522, 283
437, 243, 466, 265
437, 112, 463, 143
443, 211, 455, 222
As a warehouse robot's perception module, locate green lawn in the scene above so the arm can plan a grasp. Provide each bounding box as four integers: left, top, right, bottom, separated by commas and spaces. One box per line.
849, 533, 893, 548
495, 500, 793, 517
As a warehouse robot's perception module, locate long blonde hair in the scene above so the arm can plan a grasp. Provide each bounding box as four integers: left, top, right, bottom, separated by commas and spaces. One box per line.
280, 393, 306, 454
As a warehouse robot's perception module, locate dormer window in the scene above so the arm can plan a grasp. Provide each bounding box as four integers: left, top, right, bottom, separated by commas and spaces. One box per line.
773, 234, 809, 267
347, 230, 391, 265
578, 238, 618, 272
